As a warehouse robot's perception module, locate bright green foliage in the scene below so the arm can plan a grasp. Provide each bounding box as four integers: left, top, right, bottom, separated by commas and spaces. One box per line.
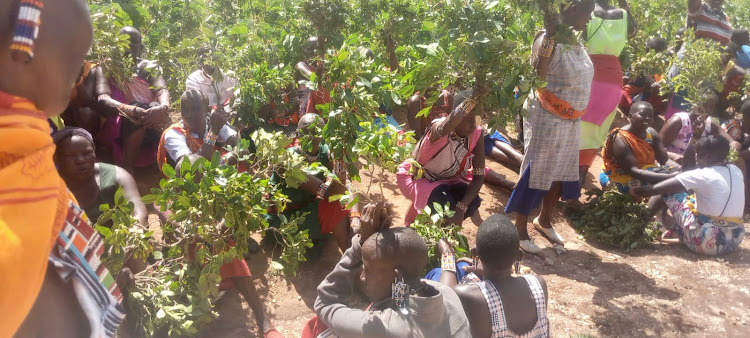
354, 115, 415, 195
569, 189, 658, 250
660, 31, 724, 107
412, 202, 470, 265
96, 187, 154, 274
630, 50, 671, 79
96, 131, 314, 336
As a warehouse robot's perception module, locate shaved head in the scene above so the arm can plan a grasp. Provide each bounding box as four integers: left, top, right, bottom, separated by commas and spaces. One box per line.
298, 113, 323, 133
361, 227, 428, 302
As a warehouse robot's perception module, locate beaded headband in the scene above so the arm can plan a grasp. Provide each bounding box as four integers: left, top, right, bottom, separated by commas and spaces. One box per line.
10, 0, 44, 63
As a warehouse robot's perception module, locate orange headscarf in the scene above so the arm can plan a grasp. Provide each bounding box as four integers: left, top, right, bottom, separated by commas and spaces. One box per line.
0, 91, 71, 336
602, 128, 656, 172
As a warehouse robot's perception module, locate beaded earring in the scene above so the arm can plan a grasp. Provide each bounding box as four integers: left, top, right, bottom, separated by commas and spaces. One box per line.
10, 0, 44, 63
391, 276, 410, 314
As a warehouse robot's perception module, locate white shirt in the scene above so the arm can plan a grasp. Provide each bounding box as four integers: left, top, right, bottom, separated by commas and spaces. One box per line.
676, 164, 744, 218
163, 121, 237, 162
185, 70, 237, 107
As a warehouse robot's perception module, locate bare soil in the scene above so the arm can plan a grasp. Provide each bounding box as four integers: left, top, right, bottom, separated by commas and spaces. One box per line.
137, 112, 750, 337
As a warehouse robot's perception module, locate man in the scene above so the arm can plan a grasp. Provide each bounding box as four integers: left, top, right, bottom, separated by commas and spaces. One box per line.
687, 0, 732, 46
97, 26, 171, 173
0, 0, 126, 336
186, 46, 238, 109
309, 202, 472, 337
158, 89, 238, 170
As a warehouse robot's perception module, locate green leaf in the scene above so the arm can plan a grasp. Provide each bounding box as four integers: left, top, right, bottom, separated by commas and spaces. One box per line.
162, 163, 175, 178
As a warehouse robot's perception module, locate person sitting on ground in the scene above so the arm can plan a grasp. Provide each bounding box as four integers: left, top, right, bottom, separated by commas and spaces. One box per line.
61, 61, 106, 137
0, 0, 127, 336
660, 92, 741, 163
600, 102, 677, 193
53, 127, 148, 228
620, 36, 669, 119
435, 214, 550, 338
156, 93, 280, 337
266, 113, 361, 252
306, 202, 472, 338
397, 89, 486, 226
157, 89, 239, 172
96, 26, 171, 173
730, 28, 750, 70
633, 135, 745, 256
186, 46, 238, 110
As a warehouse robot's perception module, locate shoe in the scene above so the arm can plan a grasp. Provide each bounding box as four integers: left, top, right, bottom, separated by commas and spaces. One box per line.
520, 239, 542, 254
533, 217, 565, 245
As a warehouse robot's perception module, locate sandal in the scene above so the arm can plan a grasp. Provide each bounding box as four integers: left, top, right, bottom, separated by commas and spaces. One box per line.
533, 217, 564, 245
660, 229, 680, 244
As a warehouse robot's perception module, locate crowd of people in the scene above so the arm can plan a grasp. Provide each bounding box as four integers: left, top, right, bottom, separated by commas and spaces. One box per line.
2, 0, 748, 337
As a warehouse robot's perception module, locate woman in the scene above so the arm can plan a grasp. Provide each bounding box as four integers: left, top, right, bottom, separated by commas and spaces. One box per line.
407, 88, 455, 140
505, 0, 595, 254
0, 0, 126, 336
435, 214, 550, 338
600, 102, 676, 193
578, 0, 637, 188
307, 202, 471, 338
53, 127, 148, 227
634, 135, 745, 256
660, 92, 740, 163
397, 89, 485, 226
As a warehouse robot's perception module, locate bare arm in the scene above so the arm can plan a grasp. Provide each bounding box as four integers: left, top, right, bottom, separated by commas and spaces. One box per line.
460, 137, 485, 209
633, 177, 687, 197
711, 122, 742, 151
649, 128, 671, 166
613, 134, 677, 183
114, 166, 148, 228
295, 61, 315, 79
659, 115, 682, 150
430, 98, 474, 144
454, 285, 492, 338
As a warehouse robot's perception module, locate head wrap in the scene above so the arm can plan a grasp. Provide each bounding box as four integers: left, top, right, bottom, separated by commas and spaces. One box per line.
53, 126, 94, 147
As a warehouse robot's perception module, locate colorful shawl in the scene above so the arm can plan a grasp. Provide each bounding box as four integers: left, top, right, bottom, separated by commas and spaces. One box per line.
157, 123, 204, 174
602, 128, 656, 172
0, 91, 123, 337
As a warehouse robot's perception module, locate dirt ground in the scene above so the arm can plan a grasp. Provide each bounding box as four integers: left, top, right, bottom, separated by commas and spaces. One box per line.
136, 112, 750, 338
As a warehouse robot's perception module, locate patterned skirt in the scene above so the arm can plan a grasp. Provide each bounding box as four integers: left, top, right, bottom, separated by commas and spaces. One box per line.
664, 192, 745, 256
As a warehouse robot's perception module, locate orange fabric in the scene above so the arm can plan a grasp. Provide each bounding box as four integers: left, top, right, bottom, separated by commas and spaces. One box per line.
0, 92, 71, 337
579, 148, 599, 167
536, 88, 586, 120
157, 123, 203, 175
601, 128, 656, 172
69, 61, 97, 106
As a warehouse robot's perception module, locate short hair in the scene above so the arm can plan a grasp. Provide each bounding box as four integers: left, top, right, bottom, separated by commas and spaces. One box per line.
731, 28, 750, 46
675, 27, 687, 38
363, 227, 429, 281
476, 214, 519, 270
695, 134, 730, 163
53, 127, 94, 148
629, 101, 654, 116
646, 37, 668, 53
741, 100, 750, 115
298, 113, 323, 133
355, 46, 374, 60
181, 89, 207, 113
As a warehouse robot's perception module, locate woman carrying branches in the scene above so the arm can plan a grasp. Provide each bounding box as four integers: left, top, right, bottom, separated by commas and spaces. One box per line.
397, 89, 485, 226
505, 0, 595, 254
578, 0, 637, 189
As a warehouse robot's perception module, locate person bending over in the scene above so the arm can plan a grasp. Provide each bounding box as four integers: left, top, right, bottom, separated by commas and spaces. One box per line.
397, 89, 485, 226
634, 135, 745, 256
96, 26, 171, 173
53, 127, 147, 227
438, 214, 550, 338
309, 202, 471, 337
600, 102, 677, 193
